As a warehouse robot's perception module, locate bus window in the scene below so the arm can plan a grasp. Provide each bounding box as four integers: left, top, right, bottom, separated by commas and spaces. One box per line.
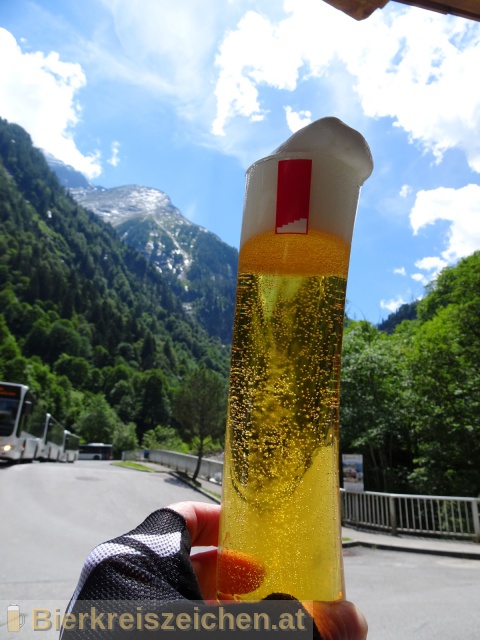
20, 393, 47, 439
0, 382, 45, 462
64, 431, 80, 463
39, 414, 66, 462
0, 397, 20, 437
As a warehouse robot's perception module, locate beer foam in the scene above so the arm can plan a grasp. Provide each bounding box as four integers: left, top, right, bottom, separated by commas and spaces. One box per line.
240, 117, 373, 249
273, 117, 373, 184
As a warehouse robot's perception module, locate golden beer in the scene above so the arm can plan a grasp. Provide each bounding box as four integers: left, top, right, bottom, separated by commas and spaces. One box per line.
217, 118, 373, 603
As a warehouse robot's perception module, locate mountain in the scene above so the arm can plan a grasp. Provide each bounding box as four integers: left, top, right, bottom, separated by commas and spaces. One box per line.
0, 117, 230, 440
42, 150, 97, 190
377, 301, 418, 333
45, 157, 238, 344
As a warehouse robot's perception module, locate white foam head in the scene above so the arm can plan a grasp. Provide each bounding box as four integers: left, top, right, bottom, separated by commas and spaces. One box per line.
240, 117, 373, 247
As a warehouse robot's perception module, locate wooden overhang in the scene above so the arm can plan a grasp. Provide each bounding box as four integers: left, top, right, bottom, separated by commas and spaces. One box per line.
322, 0, 480, 22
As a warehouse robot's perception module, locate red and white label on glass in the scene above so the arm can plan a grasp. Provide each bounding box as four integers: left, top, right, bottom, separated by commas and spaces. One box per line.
275, 159, 312, 234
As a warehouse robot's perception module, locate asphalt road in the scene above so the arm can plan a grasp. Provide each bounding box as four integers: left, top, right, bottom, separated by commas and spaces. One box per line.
1, 460, 479, 640
344, 545, 480, 640
0, 460, 215, 602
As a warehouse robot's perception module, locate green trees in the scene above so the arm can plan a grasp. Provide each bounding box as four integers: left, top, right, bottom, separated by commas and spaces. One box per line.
340, 321, 413, 492
174, 366, 227, 481
340, 252, 480, 497
74, 394, 139, 457
0, 116, 230, 458
141, 425, 188, 452
135, 370, 172, 436
406, 254, 480, 496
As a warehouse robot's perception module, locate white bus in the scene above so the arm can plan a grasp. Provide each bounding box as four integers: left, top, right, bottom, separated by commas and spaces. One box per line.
78, 443, 113, 460
63, 431, 80, 463
39, 413, 66, 461
0, 382, 46, 463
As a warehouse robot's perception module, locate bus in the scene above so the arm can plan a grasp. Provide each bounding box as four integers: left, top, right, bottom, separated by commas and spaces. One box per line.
38, 413, 66, 461
63, 431, 80, 463
78, 443, 113, 461
0, 382, 47, 463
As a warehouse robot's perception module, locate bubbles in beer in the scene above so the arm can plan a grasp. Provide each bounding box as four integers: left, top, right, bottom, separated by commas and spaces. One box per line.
228, 270, 346, 506
218, 231, 347, 602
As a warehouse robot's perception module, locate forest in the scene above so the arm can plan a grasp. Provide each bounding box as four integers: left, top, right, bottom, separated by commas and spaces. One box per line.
1, 118, 479, 497
0, 118, 229, 459
340, 253, 480, 498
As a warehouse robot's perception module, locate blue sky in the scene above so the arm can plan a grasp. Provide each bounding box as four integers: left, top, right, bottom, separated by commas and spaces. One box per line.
1, 0, 480, 323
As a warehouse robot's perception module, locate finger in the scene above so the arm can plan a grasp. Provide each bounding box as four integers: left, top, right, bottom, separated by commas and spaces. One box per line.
167, 501, 220, 548
190, 548, 218, 601
302, 600, 368, 640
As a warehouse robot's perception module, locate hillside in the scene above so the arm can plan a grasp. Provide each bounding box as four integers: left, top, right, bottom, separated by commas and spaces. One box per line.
377, 301, 418, 333
0, 117, 230, 445
340, 250, 480, 496
43, 160, 239, 345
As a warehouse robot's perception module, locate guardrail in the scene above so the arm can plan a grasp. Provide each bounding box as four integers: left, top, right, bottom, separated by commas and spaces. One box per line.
341, 489, 480, 542
124, 449, 480, 542
123, 448, 223, 485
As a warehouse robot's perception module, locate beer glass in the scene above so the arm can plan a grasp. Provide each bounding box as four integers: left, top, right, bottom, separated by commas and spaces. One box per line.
216, 117, 373, 603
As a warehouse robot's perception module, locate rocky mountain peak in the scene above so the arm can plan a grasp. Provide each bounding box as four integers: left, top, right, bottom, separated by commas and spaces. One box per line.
45, 153, 238, 344
71, 183, 188, 227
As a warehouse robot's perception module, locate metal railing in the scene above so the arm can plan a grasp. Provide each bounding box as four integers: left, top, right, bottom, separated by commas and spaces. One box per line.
341, 489, 480, 542
123, 448, 224, 484
123, 450, 480, 542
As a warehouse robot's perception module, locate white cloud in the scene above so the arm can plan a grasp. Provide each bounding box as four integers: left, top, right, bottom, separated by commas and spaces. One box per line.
394, 267, 407, 276
14, 2, 477, 175
212, 3, 338, 136
284, 106, 312, 133
211, 2, 480, 172
96, 0, 243, 126
345, 11, 480, 173
411, 273, 429, 285
5, 2, 480, 182
409, 260, 444, 286
380, 295, 406, 313
0, 28, 101, 179
399, 185, 411, 198
212, 8, 300, 136
409, 256, 450, 287
108, 141, 121, 167
414, 256, 448, 272
410, 184, 480, 263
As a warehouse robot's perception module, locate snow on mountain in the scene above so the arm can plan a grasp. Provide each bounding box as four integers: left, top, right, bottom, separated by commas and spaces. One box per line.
44, 153, 238, 344
70, 184, 205, 278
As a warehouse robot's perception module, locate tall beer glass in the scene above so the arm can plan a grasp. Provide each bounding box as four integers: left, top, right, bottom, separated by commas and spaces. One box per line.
216, 117, 373, 603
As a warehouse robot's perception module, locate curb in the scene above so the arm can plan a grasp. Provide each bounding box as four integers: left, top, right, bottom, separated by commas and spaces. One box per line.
171, 471, 222, 504
122, 465, 480, 560
341, 538, 480, 560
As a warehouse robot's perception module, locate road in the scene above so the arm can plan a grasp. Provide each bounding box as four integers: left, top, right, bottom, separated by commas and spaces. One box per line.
344, 545, 480, 640
1, 461, 479, 639
0, 460, 215, 602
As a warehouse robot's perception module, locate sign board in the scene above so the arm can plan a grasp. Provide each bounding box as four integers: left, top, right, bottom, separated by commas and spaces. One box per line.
342, 453, 364, 492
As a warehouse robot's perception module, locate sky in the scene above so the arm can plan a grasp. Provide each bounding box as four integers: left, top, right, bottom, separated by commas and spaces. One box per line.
1, 0, 480, 323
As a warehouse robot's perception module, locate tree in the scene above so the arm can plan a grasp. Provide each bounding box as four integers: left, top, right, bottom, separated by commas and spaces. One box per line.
44, 319, 90, 364
54, 354, 92, 389
340, 320, 414, 492
0, 314, 22, 372
111, 422, 139, 459
141, 425, 188, 452
75, 394, 123, 445
135, 369, 171, 437
408, 306, 480, 496
174, 365, 227, 481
